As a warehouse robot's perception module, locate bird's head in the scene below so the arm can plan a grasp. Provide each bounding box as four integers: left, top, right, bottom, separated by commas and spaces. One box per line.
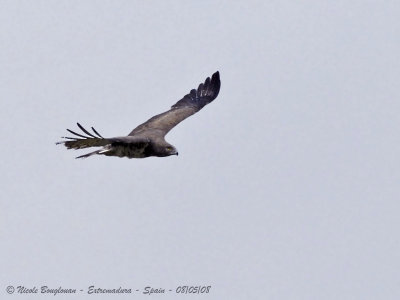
156, 141, 178, 157
165, 144, 179, 156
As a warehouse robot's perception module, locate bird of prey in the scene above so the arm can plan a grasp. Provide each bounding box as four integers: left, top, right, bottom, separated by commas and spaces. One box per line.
57, 71, 221, 159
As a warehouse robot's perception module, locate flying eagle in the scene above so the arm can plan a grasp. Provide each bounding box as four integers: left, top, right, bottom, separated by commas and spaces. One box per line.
57, 71, 221, 159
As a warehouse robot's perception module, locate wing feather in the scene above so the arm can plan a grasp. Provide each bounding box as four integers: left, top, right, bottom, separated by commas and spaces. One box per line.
59, 138, 110, 149
77, 122, 96, 138
91, 127, 104, 138
57, 124, 110, 149
66, 129, 89, 139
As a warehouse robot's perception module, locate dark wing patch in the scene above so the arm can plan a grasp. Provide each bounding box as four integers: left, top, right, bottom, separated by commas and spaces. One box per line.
56, 123, 111, 149
129, 71, 220, 137
171, 72, 220, 110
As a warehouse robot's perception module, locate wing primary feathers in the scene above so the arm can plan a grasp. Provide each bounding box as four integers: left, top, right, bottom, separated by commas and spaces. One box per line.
171, 71, 220, 110
66, 129, 90, 139
203, 77, 211, 95
57, 123, 109, 150
190, 89, 196, 99
77, 123, 96, 138
62, 136, 84, 140
91, 127, 104, 138
197, 83, 204, 97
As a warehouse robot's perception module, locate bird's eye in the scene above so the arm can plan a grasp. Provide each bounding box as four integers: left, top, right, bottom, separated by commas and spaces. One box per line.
166, 147, 172, 151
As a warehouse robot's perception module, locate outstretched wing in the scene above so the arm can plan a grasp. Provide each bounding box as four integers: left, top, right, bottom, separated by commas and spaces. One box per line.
129, 71, 221, 137
56, 123, 111, 149
57, 123, 151, 150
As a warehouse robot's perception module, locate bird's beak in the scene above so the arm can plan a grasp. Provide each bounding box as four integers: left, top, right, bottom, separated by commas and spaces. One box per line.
176, 152, 179, 156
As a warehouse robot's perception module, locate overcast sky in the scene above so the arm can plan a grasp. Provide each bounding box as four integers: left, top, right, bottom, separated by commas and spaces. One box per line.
1, 1, 400, 299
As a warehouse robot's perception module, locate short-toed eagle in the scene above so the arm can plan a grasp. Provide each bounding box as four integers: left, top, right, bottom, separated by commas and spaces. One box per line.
56, 71, 221, 159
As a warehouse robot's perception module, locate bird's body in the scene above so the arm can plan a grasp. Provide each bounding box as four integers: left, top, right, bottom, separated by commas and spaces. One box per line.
57, 71, 221, 159
79, 137, 150, 159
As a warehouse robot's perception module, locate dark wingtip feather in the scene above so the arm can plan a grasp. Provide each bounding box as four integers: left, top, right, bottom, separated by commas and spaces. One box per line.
91, 127, 104, 138
212, 71, 220, 80
67, 128, 89, 139
171, 71, 221, 110
210, 71, 221, 98
77, 123, 96, 138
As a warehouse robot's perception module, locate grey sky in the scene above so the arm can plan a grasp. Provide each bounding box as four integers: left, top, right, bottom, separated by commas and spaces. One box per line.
1, 1, 400, 299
